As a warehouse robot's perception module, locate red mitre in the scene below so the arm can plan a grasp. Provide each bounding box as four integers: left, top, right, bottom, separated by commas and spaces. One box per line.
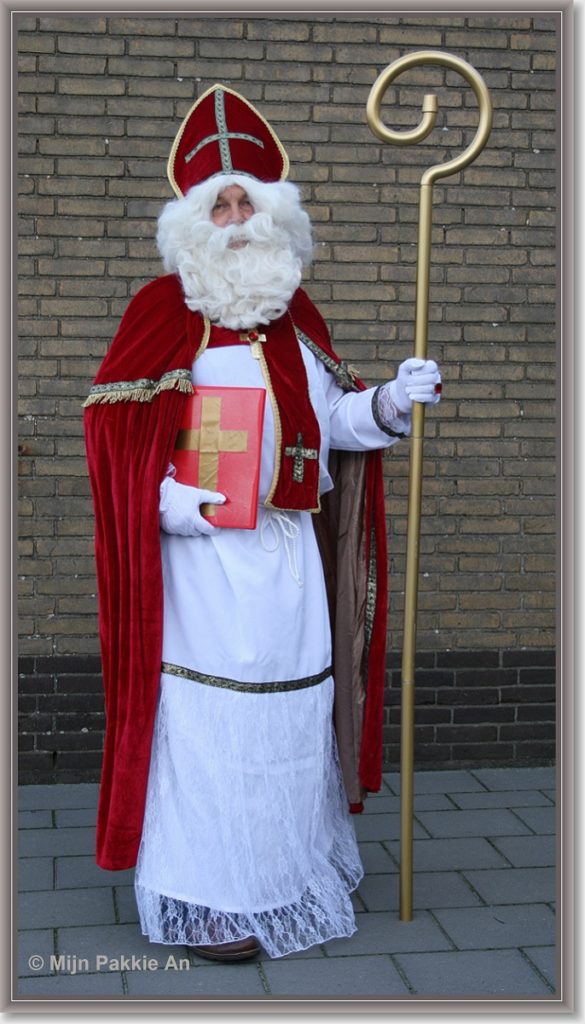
167, 83, 290, 197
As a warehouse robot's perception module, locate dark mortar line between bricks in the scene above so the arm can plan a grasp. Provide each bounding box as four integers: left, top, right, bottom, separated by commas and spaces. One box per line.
255, 960, 272, 994
518, 946, 556, 994
468, 769, 499, 793
444, 793, 464, 810
353, 889, 368, 912
380, 841, 400, 871
507, 807, 540, 835
456, 870, 489, 907
427, 909, 459, 951
389, 952, 416, 995
18, 924, 57, 933
484, 835, 516, 868
411, 814, 434, 840
112, 885, 121, 926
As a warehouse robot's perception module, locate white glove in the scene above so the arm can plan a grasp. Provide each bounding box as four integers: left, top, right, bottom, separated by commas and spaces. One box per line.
159, 476, 225, 537
387, 357, 442, 414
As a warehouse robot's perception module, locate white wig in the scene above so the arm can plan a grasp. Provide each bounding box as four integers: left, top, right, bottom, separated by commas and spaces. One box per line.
157, 174, 314, 271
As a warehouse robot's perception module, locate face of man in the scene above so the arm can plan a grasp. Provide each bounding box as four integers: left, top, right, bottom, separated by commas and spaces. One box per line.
211, 185, 255, 247
157, 178, 306, 329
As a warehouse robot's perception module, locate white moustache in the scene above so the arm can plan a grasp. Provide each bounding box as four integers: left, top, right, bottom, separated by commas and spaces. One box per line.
199, 213, 287, 254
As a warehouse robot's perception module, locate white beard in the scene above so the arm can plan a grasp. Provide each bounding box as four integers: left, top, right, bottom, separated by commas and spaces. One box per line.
168, 213, 303, 331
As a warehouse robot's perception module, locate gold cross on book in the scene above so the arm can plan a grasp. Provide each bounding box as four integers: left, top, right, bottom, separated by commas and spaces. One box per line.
175, 395, 248, 515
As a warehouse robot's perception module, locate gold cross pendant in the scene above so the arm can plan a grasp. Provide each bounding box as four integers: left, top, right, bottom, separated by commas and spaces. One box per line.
239, 329, 267, 360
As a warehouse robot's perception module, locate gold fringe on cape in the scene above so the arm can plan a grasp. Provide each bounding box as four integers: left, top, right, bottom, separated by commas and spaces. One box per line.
82, 370, 194, 407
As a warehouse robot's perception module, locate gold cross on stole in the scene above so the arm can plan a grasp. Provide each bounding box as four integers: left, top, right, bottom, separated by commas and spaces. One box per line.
239, 329, 267, 360
284, 432, 319, 483
175, 395, 248, 515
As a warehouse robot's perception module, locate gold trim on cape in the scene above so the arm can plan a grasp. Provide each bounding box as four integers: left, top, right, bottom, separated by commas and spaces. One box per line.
364, 522, 378, 660
255, 340, 283, 508
82, 369, 193, 407
195, 315, 211, 361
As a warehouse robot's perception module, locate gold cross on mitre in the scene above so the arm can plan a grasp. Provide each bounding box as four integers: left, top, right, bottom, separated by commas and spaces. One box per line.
175, 395, 248, 516
239, 329, 267, 360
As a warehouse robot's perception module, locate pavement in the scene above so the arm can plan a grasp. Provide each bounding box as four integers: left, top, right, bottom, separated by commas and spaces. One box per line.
16, 766, 557, 1003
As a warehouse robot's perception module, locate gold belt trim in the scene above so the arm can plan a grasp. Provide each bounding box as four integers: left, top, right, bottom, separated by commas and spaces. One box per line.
161, 662, 333, 693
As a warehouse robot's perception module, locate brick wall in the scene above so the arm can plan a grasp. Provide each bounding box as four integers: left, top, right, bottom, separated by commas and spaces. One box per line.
17, 13, 558, 780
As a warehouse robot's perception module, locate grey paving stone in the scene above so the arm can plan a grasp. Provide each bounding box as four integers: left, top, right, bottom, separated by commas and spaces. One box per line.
376, 793, 459, 813
434, 903, 556, 950
19, 826, 95, 857
382, 772, 400, 790
354, 813, 426, 842
463, 867, 556, 905
15, 972, 125, 996
369, 779, 394, 796
324, 910, 453, 956
277, 943, 326, 961
449, 790, 554, 810
358, 871, 480, 913
511, 806, 557, 835
14, 773, 561, 1002
414, 794, 459, 811
384, 770, 486, 795
523, 945, 557, 990
55, 854, 135, 889
19, 887, 116, 930
17, 928, 55, 978
358, 842, 397, 874
124, 960, 266, 996
18, 784, 99, 811
55, 807, 97, 828
362, 796, 399, 814
395, 948, 552, 996
56, 922, 183, 966
471, 767, 555, 791
18, 857, 54, 892
18, 810, 53, 829
387, 837, 508, 871
415, 809, 532, 839
490, 835, 556, 868
115, 884, 139, 924
262, 954, 409, 996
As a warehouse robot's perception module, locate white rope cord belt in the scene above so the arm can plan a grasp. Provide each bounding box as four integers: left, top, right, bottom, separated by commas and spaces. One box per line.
259, 508, 303, 587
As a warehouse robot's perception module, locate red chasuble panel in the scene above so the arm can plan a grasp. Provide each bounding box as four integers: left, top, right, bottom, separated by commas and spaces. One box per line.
172, 386, 266, 530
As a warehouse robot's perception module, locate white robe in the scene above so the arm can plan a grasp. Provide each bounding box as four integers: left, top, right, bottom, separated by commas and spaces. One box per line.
134, 340, 399, 958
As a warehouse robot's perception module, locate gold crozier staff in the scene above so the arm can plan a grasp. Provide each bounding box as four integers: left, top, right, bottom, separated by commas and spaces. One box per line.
366, 50, 493, 922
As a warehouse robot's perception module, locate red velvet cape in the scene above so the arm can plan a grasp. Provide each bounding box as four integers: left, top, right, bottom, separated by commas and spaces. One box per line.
84, 275, 389, 870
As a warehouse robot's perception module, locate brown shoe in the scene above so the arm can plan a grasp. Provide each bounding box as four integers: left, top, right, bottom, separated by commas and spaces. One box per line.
192, 936, 261, 962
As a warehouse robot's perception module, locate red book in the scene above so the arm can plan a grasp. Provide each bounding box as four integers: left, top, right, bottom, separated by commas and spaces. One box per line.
171, 385, 266, 530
